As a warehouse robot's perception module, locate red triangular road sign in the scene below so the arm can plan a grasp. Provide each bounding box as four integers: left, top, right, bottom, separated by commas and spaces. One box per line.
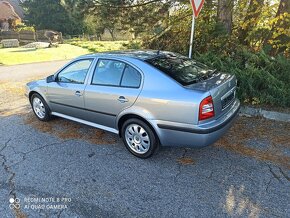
190, 0, 205, 17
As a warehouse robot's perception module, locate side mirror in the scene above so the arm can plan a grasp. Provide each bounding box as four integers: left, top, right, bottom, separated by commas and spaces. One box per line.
46, 75, 56, 83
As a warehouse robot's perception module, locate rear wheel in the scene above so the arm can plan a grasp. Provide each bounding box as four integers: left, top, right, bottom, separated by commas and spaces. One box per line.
30, 93, 52, 121
121, 118, 159, 158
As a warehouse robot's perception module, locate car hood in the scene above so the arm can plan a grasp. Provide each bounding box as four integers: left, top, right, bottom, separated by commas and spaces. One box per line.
26, 79, 46, 88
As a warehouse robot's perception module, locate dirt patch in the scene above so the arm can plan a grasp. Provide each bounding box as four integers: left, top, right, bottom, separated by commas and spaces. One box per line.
23, 112, 118, 145
215, 117, 290, 169
177, 157, 195, 165
0, 78, 39, 117
14, 209, 27, 218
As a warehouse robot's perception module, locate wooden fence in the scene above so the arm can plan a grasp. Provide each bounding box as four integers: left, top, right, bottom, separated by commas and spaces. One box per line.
0, 30, 63, 43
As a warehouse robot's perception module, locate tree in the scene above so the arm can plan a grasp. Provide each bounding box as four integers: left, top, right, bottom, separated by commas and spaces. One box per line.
22, 0, 83, 35
83, 15, 105, 40
265, 0, 290, 54
238, 0, 265, 44
217, 0, 233, 34
86, 0, 126, 40
121, 1, 171, 39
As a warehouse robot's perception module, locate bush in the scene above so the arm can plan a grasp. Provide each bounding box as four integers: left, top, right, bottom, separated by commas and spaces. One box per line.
194, 49, 290, 107
125, 41, 142, 49
65, 39, 129, 52
15, 24, 35, 32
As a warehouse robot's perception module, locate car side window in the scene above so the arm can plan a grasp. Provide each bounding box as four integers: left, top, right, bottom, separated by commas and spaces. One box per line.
121, 65, 141, 88
92, 59, 126, 86
57, 59, 93, 84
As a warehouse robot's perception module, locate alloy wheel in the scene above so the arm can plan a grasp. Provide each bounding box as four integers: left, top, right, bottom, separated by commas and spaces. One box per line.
32, 97, 46, 119
125, 124, 151, 154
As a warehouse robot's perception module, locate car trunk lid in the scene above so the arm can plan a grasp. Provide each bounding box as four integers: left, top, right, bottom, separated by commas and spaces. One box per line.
186, 72, 237, 120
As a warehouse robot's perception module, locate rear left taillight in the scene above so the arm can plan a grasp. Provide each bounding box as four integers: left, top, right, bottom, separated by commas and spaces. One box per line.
199, 96, 215, 121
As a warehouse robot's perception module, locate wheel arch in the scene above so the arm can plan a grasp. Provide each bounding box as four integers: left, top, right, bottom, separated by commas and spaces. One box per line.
28, 91, 50, 110
117, 114, 160, 144
29, 91, 44, 103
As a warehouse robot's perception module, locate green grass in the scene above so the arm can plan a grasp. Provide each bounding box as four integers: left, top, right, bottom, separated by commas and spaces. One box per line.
66, 39, 129, 52
0, 41, 136, 65
0, 44, 90, 65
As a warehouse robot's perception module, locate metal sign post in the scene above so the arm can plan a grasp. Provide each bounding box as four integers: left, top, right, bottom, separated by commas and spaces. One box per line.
188, 0, 205, 58
188, 15, 195, 59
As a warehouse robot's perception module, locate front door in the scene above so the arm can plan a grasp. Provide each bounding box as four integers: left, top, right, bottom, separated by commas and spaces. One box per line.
84, 59, 142, 128
47, 58, 94, 119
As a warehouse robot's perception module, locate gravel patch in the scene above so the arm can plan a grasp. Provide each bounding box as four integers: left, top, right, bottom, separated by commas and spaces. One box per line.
22, 42, 50, 49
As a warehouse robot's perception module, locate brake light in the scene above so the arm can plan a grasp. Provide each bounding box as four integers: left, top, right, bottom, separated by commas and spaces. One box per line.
199, 96, 215, 121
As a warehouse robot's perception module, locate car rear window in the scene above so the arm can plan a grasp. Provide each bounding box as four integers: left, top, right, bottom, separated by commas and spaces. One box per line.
146, 55, 212, 86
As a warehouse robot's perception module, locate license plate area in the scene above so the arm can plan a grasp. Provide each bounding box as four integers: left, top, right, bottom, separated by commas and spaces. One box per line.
221, 88, 236, 110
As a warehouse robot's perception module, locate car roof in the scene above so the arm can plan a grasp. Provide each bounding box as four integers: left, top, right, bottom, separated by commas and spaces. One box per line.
80, 50, 179, 61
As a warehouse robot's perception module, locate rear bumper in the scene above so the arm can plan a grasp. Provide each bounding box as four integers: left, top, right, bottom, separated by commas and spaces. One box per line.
152, 99, 240, 147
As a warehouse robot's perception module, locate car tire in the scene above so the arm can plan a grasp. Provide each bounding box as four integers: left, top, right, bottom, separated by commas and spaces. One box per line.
121, 118, 159, 158
30, 93, 52, 121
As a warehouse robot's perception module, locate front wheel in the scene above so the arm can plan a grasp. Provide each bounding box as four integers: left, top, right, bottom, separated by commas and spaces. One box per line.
30, 93, 52, 121
121, 118, 159, 158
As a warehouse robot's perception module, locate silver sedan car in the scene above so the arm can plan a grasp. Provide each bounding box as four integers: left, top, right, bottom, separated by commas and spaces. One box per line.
26, 50, 240, 158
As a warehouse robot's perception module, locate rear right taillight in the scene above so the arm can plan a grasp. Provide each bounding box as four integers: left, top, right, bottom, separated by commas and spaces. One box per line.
199, 96, 215, 121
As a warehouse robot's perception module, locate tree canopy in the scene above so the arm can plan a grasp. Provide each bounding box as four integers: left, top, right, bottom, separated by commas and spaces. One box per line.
22, 0, 289, 55
22, 0, 84, 35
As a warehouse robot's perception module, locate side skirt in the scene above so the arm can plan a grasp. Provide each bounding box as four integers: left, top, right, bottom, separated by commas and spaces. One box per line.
51, 112, 119, 134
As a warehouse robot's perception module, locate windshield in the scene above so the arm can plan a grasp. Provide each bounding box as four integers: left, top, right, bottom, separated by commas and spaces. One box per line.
146, 55, 213, 86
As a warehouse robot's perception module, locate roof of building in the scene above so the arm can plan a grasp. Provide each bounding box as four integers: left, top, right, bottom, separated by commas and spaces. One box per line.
4, 0, 23, 18
0, 1, 21, 21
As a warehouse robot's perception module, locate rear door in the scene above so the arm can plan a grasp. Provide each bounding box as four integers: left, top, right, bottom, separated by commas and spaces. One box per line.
47, 58, 94, 120
84, 58, 142, 128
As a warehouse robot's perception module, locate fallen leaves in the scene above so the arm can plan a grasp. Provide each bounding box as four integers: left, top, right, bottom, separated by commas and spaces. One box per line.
215, 116, 290, 169
23, 112, 118, 145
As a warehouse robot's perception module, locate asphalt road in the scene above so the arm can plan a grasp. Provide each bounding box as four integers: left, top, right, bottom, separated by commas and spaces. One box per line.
0, 61, 289, 218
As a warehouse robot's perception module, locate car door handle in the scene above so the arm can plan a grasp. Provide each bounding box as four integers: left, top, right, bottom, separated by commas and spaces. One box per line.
75, 91, 82, 97
118, 96, 128, 103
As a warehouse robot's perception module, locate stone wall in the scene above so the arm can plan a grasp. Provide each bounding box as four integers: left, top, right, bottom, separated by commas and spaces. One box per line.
1, 39, 19, 48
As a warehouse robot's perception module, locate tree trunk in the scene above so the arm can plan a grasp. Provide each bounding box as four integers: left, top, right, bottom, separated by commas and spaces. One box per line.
276, 0, 290, 16
108, 29, 115, 41
218, 0, 233, 34
238, 0, 264, 44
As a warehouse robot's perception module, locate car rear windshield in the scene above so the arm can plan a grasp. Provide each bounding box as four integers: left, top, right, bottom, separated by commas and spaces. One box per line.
146, 55, 212, 86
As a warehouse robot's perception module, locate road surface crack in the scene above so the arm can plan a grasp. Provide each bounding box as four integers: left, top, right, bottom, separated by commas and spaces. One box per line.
0, 138, 11, 153
174, 148, 188, 183
279, 167, 290, 182
0, 139, 27, 217
0, 139, 71, 218
268, 165, 283, 183
9, 140, 73, 168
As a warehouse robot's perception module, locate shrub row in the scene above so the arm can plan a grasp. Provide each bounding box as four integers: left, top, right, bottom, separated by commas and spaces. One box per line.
193, 49, 290, 107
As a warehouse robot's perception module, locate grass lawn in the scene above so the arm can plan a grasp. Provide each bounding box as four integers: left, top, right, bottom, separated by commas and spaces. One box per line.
67, 39, 130, 52
0, 44, 90, 65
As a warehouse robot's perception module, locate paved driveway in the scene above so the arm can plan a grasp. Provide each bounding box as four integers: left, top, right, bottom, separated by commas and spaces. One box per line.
0, 62, 289, 218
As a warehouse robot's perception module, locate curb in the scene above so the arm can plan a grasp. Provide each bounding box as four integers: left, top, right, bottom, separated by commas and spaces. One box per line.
239, 106, 290, 122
